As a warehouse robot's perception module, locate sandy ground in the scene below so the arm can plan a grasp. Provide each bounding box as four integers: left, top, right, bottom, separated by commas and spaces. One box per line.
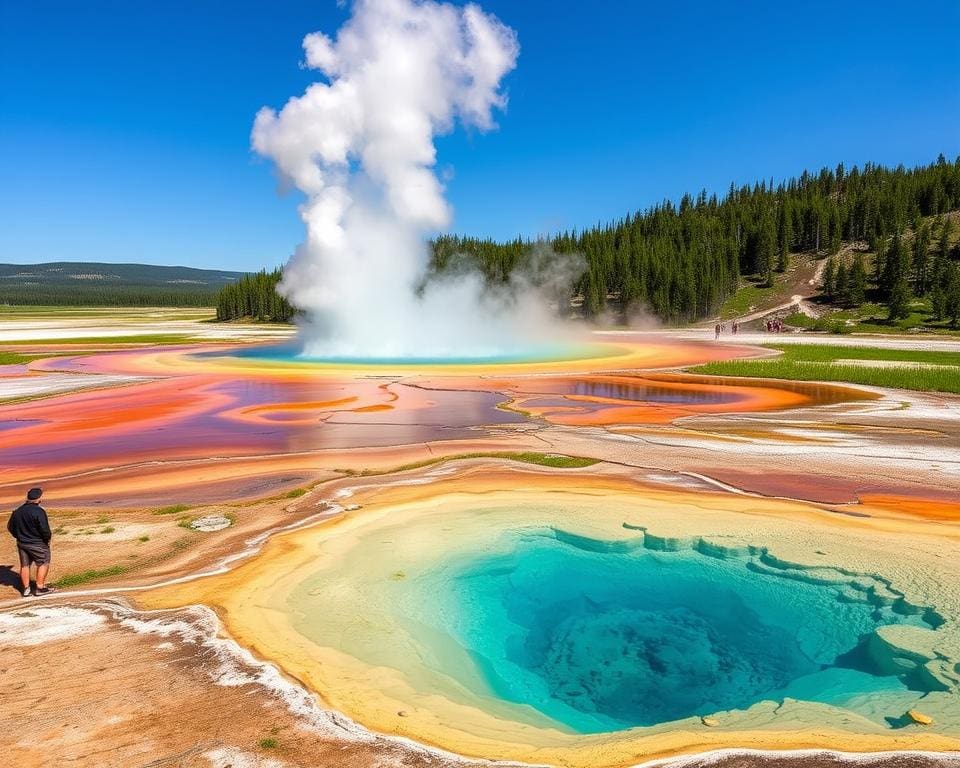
2, 315, 959, 767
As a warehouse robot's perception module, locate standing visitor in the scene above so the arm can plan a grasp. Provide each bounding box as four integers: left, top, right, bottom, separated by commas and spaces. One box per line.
7, 487, 53, 597
714, 323, 721, 340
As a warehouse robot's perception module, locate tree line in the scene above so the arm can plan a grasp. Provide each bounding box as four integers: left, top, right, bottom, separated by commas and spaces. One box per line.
0, 286, 217, 307
431, 155, 960, 323
214, 156, 960, 324
215, 268, 294, 322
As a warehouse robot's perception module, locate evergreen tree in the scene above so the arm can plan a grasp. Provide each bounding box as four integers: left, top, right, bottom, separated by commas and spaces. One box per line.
931, 283, 948, 320
835, 261, 850, 306
887, 277, 912, 320
822, 257, 836, 300
912, 219, 931, 294
757, 213, 777, 286
215, 269, 293, 322
946, 264, 960, 326
881, 233, 910, 299
848, 254, 868, 306
776, 202, 792, 272
583, 270, 605, 317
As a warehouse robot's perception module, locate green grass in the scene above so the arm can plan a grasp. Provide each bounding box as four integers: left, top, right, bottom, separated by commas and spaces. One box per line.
691, 344, 960, 394
363, 451, 599, 476
100, 526, 115, 534
95, 515, 110, 524
284, 487, 307, 499
720, 276, 782, 317
53, 564, 126, 588
3, 333, 196, 346
793, 298, 960, 336
154, 503, 190, 515
257, 738, 278, 750
0, 351, 45, 365
137, 535, 150, 543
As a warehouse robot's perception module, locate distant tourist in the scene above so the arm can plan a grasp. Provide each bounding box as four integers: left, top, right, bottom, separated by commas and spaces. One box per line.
7, 487, 53, 597
732, 321, 739, 335
714, 323, 721, 340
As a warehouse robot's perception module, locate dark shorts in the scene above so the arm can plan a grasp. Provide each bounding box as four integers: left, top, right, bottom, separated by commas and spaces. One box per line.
17, 542, 50, 567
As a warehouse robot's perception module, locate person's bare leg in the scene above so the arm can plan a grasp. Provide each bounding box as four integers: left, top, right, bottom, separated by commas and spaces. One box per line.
36, 563, 49, 590
19, 565, 30, 590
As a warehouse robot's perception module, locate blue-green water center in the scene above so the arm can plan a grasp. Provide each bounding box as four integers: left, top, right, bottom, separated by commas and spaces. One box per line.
428, 529, 939, 733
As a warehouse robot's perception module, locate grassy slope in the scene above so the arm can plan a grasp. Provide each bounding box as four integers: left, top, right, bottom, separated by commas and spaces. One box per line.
791, 212, 960, 335
691, 344, 960, 394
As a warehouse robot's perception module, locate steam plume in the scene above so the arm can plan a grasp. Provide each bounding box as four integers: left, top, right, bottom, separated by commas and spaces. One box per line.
253, 0, 580, 358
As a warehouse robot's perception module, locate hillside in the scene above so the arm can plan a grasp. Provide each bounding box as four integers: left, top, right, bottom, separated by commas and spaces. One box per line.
430, 156, 960, 326
716, 209, 960, 334
0, 261, 245, 307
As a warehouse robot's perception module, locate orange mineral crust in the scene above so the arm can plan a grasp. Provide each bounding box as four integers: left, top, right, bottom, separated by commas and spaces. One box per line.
417, 372, 871, 426
0, 337, 878, 505
30, 335, 760, 378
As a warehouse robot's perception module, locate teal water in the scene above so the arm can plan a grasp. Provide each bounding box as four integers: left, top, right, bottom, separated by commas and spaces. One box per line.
427, 528, 938, 733
213, 341, 600, 365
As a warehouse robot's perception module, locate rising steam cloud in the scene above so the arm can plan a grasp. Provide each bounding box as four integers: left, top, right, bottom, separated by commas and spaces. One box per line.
253, 0, 582, 358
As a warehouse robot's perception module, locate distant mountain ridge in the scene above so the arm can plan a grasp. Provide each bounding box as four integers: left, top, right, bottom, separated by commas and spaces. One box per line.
0, 261, 247, 307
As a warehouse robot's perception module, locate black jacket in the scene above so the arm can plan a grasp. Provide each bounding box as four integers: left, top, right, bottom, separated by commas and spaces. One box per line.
7, 503, 51, 546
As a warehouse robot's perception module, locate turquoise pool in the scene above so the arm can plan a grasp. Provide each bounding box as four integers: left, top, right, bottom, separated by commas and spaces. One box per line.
419, 528, 941, 733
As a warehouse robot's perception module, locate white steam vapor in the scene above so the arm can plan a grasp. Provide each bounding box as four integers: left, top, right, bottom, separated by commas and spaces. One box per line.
253, 0, 581, 358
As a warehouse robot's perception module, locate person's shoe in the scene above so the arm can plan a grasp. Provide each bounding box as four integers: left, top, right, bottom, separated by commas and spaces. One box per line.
34, 586, 54, 596
22, 587, 32, 598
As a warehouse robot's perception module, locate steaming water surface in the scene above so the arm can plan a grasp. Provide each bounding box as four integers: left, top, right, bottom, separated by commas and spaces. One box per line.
220, 341, 605, 366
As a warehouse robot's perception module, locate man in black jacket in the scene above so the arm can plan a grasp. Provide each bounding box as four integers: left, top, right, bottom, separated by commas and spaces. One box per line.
7, 487, 53, 597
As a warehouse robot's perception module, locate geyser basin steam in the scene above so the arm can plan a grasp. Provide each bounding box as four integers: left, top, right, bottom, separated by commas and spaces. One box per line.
254, 0, 573, 359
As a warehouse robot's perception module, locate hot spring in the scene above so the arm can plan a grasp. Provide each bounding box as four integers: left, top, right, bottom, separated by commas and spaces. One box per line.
288, 521, 943, 734
142, 480, 960, 765
220, 340, 601, 367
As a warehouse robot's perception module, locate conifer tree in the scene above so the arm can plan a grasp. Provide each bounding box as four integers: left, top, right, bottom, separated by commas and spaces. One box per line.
849, 254, 868, 306
835, 261, 850, 306
946, 264, 960, 326
822, 257, 836, 300
912, 219, 931, 294
887, 277, 912, 320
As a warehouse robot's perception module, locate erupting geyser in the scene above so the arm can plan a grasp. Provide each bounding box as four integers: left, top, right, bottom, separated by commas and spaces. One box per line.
254, 0, 580, 359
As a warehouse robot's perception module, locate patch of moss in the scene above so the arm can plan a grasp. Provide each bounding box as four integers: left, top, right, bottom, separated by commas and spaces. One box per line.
154, 503, 190, 516
366, 451, 599, 476
53, 565, 126, 588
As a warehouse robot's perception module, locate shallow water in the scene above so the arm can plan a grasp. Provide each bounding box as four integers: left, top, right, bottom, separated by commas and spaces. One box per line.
432, 528, 934, 732
289, 522, 940, 734
219, 341, 599, 366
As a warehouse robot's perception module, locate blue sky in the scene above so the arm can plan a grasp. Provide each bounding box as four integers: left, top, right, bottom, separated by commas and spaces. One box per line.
2, 0, 958, 271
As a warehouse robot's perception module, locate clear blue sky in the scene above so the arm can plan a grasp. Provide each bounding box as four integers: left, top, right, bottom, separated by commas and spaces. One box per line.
2, 1, 958, 271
